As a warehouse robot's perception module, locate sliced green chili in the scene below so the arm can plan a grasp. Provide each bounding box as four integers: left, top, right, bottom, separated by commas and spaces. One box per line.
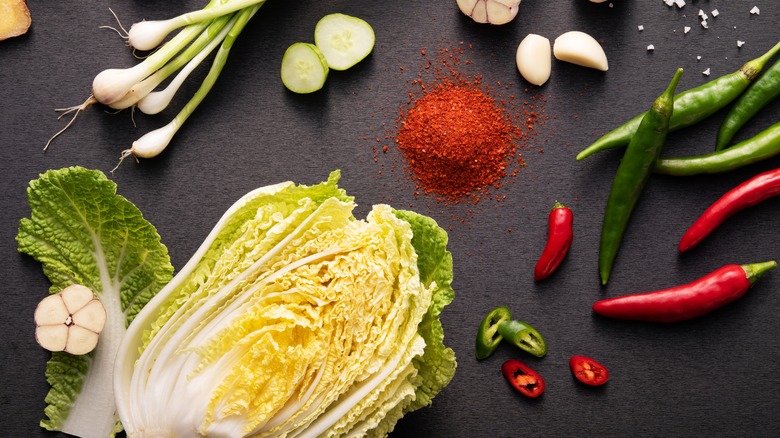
577, 41, 780, 161
475, 306, 512, 360
716, 58, 780, 150
497, 319, 547, 358
655, 121, 780, 175
599, 68, 683, 285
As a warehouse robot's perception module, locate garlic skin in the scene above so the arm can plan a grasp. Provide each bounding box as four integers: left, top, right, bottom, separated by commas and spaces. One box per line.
457, 0, 522, 25
34, 284, 107, 355
553, 31, 609, 71
516, 34, 552, 86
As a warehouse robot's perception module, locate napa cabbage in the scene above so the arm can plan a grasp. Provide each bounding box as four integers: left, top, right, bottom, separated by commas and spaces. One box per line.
114, 171, 456, 437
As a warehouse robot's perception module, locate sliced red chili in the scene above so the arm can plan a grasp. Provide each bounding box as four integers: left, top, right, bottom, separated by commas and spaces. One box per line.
569, 355, 609, 386
501, 359, 545, 398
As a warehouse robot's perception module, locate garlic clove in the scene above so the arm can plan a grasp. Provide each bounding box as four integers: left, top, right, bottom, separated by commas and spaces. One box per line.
71, 299, 107, 333
35, 324, 69, 352
65, 325, 100, 356
458, 0, 488, 24
485, 0, 520, 25
553, 31, 609, 71
516, 34, 552, 86
34, 294, 69, 326
60, 284, 95, 314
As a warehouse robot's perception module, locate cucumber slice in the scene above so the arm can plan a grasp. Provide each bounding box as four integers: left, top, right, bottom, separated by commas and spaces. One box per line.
280, 42, 329, 94
314, 13, 375, 71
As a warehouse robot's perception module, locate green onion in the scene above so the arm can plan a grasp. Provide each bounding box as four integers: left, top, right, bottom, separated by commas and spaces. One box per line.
49, 0, 267, 165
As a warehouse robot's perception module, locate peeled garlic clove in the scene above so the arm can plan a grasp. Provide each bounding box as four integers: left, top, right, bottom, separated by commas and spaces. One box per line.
35, 325, 68, 352
553, 31, 609, 71
60, 284, 95, 314
71, 299, 107, 333
516, 34, 552, 86
65, 325, 100, 356
457, 0, 522, 25
34, 294, 69, 326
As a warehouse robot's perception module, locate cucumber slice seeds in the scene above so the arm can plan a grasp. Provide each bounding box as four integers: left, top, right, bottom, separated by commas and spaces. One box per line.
314, 13, 375, 71
280, 42, 329, 94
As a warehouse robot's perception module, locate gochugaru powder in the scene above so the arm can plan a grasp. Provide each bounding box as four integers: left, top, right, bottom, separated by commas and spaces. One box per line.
397, 80, 521, 201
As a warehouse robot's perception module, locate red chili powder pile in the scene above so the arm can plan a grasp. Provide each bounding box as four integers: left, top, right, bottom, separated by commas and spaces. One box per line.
386, 45, 539, 204
397, 81, 521, 200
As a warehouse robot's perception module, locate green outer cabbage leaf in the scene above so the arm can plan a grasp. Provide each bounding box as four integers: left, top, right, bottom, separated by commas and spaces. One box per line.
17, 166, 173, 438
394, 210, 456, 412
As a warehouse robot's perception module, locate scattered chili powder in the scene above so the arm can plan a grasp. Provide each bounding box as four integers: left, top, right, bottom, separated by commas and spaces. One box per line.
397, 83, 520, 200
366, 42, 551, 218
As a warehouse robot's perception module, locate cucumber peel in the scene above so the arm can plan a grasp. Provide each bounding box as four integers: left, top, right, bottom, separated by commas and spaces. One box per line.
280, 42, 329, 94
314, 13, 375, 71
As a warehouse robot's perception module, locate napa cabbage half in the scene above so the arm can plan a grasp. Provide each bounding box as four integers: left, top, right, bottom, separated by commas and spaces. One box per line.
114, 171, 456, 437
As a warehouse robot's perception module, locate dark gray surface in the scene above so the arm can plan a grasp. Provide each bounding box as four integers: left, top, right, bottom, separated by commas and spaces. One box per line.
2, 1, 780, 437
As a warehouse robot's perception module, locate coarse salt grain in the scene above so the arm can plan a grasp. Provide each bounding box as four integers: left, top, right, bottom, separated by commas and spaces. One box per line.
737, 40, 745, 48
647, 44, 655, 51
750, 6, 760, 15
703, 68, 711, 76
684, 26, 691, 34
638, 25, 644, 31
697, 56, 702, 60
664, 0, 674, 6
674, 0, 685, 8
698, 9, 705, 17
711, 9, 719, 17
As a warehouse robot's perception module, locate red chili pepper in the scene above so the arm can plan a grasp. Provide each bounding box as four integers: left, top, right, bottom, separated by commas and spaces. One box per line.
501, 359, 545, 398
534, 201, 573, 281
592, 261, 776, 322
569, 355, 609, 386
679, 167, 780, 252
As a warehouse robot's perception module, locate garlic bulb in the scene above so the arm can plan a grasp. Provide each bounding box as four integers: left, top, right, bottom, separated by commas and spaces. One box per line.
456, 0, 522, 25
34, 284, 107, 355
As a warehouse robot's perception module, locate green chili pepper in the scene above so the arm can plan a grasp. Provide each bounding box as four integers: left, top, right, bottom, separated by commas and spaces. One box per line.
716, 58, 780, 150
475, 306, 512, 360
655, 121, 780, 176
576, 41, 780, 161
496, 319, 547, 357
599, 68, 684, 285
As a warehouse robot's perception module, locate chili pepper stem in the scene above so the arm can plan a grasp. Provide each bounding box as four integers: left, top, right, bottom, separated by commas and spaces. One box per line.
653, 68, 684, 116
743, 261, 778, 285
741, 41, 780, 80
